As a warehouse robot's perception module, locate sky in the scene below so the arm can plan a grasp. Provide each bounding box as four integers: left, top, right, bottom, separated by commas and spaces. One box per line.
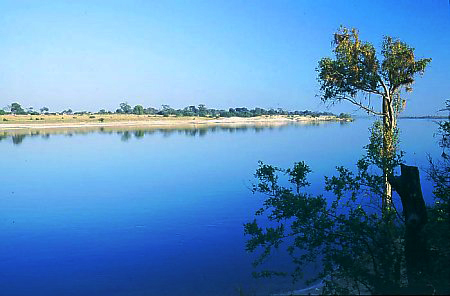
0, 0, 449, 115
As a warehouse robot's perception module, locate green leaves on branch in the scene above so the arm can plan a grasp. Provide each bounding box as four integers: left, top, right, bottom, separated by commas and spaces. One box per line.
245, 156, 403, 294
317, 26, 431, 116
381, 36, 431, 93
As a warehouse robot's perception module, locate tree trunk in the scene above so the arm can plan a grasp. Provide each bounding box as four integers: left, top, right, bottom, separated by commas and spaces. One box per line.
388, 164, 428, 293
382, 95, 395, 209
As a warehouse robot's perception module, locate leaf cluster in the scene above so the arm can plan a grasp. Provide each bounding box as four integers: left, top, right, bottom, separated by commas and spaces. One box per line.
317, 26, 431, 115
426, 100, 450, 293
245, 155, 407, 294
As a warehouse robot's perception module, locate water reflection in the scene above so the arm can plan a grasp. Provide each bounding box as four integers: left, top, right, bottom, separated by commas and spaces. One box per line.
0, 120, 345, 145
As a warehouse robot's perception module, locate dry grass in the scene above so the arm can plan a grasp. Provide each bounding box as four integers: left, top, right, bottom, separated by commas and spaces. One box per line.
0, 114, 206, 124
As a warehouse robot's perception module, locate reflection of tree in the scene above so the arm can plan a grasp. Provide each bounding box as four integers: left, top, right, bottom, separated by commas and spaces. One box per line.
160, 129, 176, 137
134, 130, 145, 138
0, 121, 339, 145
185, 129, 198, 137
12, 134, 26, 145
121, 131, 131, 142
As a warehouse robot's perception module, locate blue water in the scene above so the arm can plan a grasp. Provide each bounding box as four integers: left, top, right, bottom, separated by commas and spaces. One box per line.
0, 119, 441, 295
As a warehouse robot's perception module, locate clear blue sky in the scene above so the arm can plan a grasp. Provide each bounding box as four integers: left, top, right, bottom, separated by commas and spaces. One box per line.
0, 0, 449, 115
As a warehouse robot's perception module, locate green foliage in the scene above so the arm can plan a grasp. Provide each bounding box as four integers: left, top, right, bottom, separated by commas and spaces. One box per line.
119, 102, 132, 114
133, 105, 145, 115
245, 154, 406, 294
338, 113, 352, 119
245, 106, 450, 294
426, 100, 450, 293
317, 26, 431, 115
111, 103, 335, 117
10, 102, 26, 115
365, 120, 403, 173
381, 36, 431, 93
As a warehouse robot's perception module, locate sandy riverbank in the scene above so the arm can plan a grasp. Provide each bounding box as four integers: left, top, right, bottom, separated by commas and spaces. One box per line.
0, 115, 349, 132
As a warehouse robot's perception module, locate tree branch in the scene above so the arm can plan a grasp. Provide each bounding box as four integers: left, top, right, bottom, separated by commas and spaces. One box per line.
378, 78, 389, 96
337, 96, 385, 116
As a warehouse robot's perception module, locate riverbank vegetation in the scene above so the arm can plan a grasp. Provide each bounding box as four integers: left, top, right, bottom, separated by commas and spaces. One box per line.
1, 102, 337, 118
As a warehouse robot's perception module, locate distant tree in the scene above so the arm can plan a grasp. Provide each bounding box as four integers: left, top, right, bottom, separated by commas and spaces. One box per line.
11, 102, 25, 115
338, 113, 352, 119
133, 105, 144, 115
119, 102, 132, 114
40, 107, 49, 114
98, 109, 106, 114
160, 104, 175, 116
317, 26, 431, 207
198, 104, 207, 117
188, 105, 198, 114
144, 107, 158, 115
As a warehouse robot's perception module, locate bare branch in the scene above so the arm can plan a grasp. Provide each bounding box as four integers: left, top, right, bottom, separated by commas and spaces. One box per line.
337, 96, 385, 116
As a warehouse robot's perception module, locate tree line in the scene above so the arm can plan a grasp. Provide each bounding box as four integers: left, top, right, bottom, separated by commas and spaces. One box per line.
0, 102, 345, 118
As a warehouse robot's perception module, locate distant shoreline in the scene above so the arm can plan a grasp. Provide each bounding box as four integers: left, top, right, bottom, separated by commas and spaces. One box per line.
0, 114, 350, 132
398, 115, 448, 119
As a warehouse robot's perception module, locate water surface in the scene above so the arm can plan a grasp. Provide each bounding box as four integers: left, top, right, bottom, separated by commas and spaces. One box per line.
0, 119, 441, 295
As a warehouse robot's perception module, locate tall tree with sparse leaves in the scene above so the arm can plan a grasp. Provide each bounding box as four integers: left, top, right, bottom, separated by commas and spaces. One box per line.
317, 26, 431, 207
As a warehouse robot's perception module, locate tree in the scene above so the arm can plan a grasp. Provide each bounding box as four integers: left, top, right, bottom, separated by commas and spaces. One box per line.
119, 102, 132, 114
245, 158, 401, 294
317, 26, 431, 207
144, 107, 158, 115
160, 104, 174, 116
133, 105, 144, 115
198, 104, 207, 117
40, 106, 49, 114
11, 102, 25, 115
244, 140, 437, 293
